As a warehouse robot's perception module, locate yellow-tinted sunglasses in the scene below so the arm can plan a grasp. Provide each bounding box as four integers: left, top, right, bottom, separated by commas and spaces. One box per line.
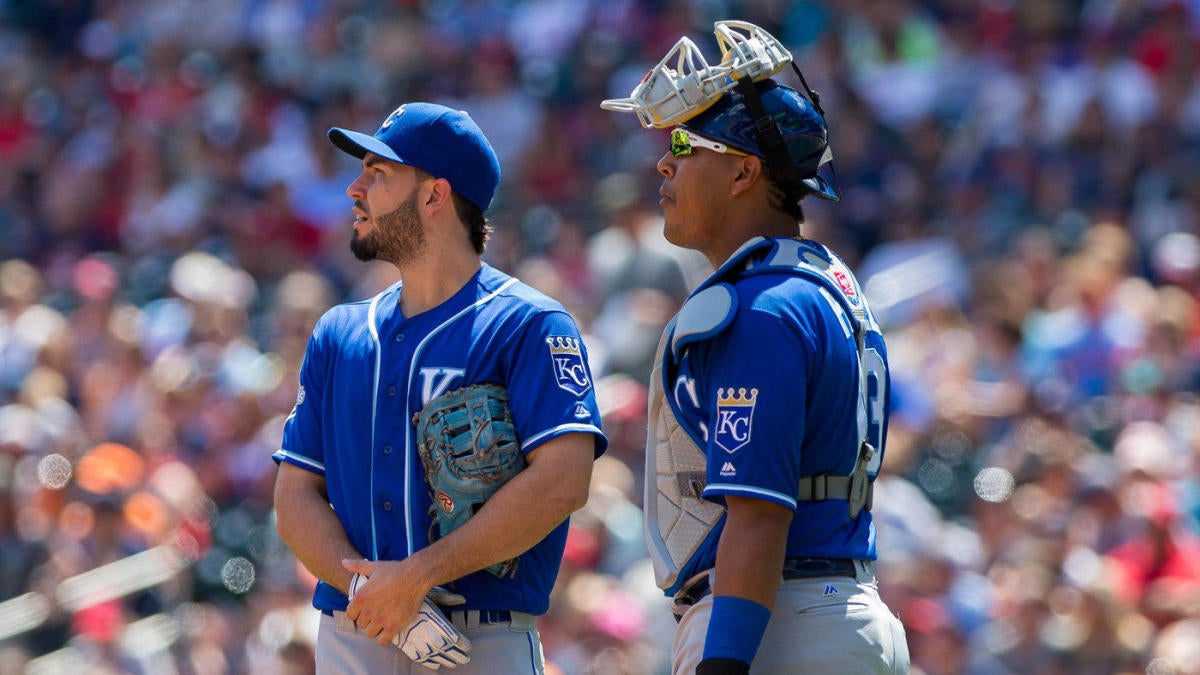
669, 127, 749, 158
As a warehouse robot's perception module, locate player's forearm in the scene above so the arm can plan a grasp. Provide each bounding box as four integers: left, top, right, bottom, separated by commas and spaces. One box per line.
699, 496, 792, 671
274, 466, 363, 594
411, 434, 594, 586
711, 497, 791, 606
278, 502, 363, 595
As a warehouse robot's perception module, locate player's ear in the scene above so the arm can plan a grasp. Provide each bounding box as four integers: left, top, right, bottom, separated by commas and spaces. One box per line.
729, 154, 765, 197
421, 176, 454, 216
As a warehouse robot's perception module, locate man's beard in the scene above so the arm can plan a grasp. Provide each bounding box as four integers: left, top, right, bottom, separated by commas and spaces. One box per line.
350, 191, 424, 265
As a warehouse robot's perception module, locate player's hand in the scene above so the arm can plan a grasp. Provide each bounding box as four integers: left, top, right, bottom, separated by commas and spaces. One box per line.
344, 568, 399, 643
397, 596, 472, 669
343, 558, 426, 646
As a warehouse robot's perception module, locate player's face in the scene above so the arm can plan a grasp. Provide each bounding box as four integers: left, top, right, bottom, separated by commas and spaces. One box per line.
655, 137, 740, 255
347, 155, 426, 265
351, 188, 424, 264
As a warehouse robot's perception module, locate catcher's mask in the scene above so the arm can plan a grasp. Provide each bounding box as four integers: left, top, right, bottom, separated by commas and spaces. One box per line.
601, 20, 839, 202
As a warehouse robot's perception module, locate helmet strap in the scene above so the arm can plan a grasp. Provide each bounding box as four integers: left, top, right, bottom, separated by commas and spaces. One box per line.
790, 62, 825, 117
733, 76, 798, 183
789, 63, 843, 199
734, 69, 841, 207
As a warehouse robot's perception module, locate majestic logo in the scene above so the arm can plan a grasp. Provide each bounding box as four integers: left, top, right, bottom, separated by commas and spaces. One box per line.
720, 461, 736, 477
823, 584, 839, 596
715, 387, 757, 454
573, 402, 591, 419
436, 490, 454, 514
546, 337, 591, 396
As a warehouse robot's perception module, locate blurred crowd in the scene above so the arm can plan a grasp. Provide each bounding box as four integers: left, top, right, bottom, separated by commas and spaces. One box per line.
2, 0, 1200, 673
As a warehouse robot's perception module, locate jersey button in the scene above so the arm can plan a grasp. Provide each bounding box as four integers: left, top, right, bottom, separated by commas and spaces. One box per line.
383, 445, 392, 454
383, 501, 392, 511
387, 386, 397, 396
395, 333, 406, 342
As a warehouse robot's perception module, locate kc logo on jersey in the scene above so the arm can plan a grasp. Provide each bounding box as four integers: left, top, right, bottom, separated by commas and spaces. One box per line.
715, 387, 757, 453
546, 336, 591, 396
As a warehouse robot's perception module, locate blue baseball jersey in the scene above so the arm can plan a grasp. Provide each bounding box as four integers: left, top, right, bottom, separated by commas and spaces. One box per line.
274, 264, 607, 615
664, 237, 888, 588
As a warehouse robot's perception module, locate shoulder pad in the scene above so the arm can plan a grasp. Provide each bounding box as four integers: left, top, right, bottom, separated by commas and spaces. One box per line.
671, 283, 737, 361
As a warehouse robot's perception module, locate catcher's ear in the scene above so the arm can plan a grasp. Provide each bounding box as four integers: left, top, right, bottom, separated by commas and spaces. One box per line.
730, 154, 765, 196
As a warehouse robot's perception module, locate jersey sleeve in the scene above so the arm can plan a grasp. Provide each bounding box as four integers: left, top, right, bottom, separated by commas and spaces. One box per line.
503, 310, 607, 457
274, 319, 328, 475
698, 308, 811, 510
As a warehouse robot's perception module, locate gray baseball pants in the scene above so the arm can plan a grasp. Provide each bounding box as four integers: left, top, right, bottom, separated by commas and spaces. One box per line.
672, 561, 910, 674
314, 609, 545, 674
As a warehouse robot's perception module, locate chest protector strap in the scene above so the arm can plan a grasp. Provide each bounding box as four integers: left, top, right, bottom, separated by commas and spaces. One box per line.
756, 238, 877, 518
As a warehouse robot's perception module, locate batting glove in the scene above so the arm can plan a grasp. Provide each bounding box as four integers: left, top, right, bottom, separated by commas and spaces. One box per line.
427, 586, 467, 608
348, 571, 368, 599
347, 574, 472, 669
397, 596, 472, 670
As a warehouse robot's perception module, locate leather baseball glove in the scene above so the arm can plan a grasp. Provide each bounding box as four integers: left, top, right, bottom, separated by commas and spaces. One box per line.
413, 383, 525, 577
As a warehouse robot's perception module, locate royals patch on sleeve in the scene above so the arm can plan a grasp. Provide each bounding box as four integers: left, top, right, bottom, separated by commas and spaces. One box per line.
546, 336, 591, 396
715, 387, 757, 453
286, 385, 306, 422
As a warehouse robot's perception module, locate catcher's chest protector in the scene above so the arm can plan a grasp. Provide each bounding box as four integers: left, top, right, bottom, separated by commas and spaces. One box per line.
642, 236, 881, 591
644, 326, 725, 591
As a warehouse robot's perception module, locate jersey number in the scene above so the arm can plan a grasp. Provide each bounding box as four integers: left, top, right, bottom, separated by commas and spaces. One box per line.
860, 347, 886, 476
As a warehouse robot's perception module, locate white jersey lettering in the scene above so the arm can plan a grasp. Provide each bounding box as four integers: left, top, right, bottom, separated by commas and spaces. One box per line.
420, 367, 465, 404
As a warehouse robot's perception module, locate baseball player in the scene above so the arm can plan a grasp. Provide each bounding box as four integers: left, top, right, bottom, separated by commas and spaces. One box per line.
272, 102, 607, 674
602, 21, 910, 674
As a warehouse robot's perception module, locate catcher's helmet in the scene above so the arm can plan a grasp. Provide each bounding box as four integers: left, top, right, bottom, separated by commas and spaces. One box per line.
682, 79, 839, 202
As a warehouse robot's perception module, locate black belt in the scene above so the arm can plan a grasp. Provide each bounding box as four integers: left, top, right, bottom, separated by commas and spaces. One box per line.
673, 558, 858, 612
783, 557, 857, 579
320, 609, 513, 624
447, 609, 512, 625
674, 575, 712, 609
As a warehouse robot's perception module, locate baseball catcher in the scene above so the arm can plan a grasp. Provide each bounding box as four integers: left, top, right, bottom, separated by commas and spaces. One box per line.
602, 19, 909, 674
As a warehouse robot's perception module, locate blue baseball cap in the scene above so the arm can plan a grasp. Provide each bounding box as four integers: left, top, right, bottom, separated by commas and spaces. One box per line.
328, 102, 501, 211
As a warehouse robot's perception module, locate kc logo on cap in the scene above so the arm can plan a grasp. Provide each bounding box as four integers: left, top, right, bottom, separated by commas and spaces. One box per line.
382, 105, 405, 128
327, 102, 502, 212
